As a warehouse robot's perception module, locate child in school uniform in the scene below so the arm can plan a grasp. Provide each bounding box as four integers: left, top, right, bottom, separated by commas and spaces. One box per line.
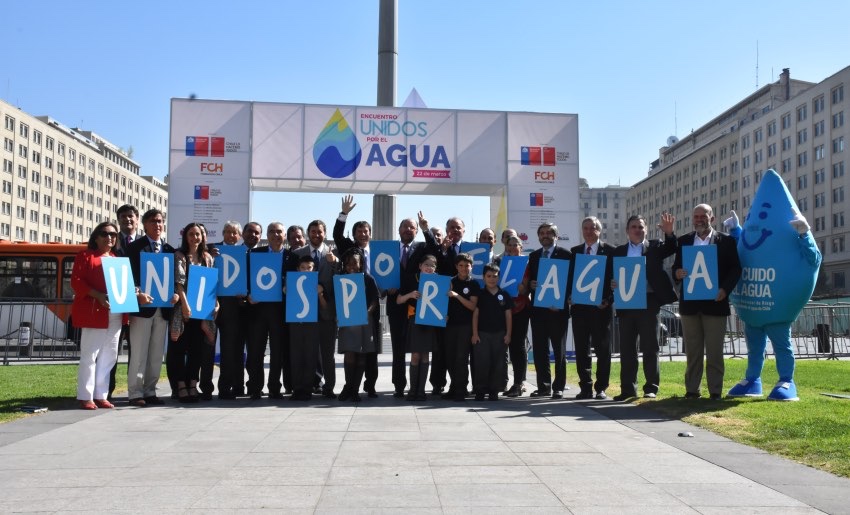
288, 255, 328, 401
396, 254, 439, 401
471, 264, 514, 401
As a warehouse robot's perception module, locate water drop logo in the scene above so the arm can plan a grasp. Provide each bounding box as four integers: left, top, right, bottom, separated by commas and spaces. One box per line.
313, 109, 362, 179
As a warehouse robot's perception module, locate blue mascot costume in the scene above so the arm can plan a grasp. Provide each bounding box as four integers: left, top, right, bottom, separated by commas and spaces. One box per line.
724, 169, 821, 401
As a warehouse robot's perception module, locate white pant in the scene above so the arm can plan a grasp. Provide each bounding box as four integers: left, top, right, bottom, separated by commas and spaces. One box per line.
127, 310, 168, 399
76, 314, 122, 401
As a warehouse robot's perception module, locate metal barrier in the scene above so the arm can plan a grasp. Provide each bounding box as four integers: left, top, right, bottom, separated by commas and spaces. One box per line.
0, 300, 81, 363
611, 302, 849, 362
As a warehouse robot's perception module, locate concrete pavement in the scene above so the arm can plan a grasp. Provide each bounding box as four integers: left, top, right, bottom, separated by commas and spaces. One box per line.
1, 354, 849, 513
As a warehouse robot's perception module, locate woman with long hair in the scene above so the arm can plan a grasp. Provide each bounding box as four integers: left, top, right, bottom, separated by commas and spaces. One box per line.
502, 236, 531, 397
169, 222, 218, 403
71, 221, 125, 410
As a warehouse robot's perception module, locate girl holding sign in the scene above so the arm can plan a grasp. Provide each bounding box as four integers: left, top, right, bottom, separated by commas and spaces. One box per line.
396, 254, 439, 401
337, 249, 381, 402
72, 222, 126, 410
169, 223, 218, 403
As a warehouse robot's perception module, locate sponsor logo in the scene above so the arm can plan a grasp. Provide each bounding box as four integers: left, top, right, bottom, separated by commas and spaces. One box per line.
529, 192, 555, 207
200, 162, 223, 175
521, 146, 557, 166
519, 233, 529, 242
185, 136, 229, 157
194, 185, 209, 200
313, 109, 362, 179
534, 170, 555, 183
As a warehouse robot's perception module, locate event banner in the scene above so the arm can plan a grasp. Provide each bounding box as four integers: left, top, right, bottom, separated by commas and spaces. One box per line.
533, 258, 570, 309
187, 265, 218, 320
613, 256, 647, 310
498, 255, 528, 297
681, 246, 719, 301
571, 254, 607, 306
416, 274, 451, 327
286, 272, 318, 323
168, 99, 580, 251
140, 253, 174, 308
215, 245, 248, 296
100, 257, 139, 314
369, 240, 400, 291
333, 273, 368, 327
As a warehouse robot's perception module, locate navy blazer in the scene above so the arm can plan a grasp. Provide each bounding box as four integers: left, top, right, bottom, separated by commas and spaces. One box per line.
569, 241, 616, 313
127, 236, 176, 320
612, 234, 678, 309
672, 230, 742, 316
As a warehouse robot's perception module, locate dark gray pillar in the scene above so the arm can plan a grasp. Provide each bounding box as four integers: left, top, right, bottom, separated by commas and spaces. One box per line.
374, 0, 398, 242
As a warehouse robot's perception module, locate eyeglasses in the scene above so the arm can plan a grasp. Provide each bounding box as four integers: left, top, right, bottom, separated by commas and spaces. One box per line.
98, 231, 118, 239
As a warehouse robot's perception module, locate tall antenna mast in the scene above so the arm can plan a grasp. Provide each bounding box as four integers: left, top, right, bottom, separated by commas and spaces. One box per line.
755, 40, 759, 89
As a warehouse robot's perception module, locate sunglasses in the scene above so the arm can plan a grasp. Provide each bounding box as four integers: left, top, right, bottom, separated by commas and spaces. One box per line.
98, 231, 119, 238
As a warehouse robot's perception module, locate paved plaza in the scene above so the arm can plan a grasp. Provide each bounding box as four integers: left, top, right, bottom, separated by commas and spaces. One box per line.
1, 355, 849, 514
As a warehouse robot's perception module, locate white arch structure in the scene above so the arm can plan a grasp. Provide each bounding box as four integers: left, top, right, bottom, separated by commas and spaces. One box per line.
168, 98, 579, 248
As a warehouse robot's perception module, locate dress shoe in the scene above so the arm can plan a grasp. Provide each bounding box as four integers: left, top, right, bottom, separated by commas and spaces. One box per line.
551, 391, 564, 399
249, 392, 263, 400
323, 391, 338, 399
313, 386, 323, 394
488, 392, 499, 401
432, 387, 444, 396
504, 384, 523, 397
453, 391, 466, 402
199, 392, 213, 401
595, 391, 608, 400
93, 399, 114, 409
684, 392, 701, 399
575, 391, 593, 400
128, 398, 146, 407
393, 390, 405, 399
474, 392, 486, 401
218, 392, 237, 400
529, 389, 551, 398
268, 392, 285, 400
234, 389, 246, 397
351, 392, 362, 402
709, 393, 722, 400
365, 388, 378, 398
170, 392, 179, 400
79, 400, 97, 410
643, 392, 657, 399
612, 393, 635, 402
144, 396, 165, 405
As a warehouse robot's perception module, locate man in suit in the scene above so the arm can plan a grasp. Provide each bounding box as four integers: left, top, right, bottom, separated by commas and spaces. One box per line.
247, 222, 290, 399
333, 195, 381, 396
524, 221, 573, 399
611, 213, 677, 401
385, 213, 440, 397
570, 216, 616, 400
212, 220, 246, 400
287, 225, 306, 250
108, 204, 139, 401
126, 209, 177, 407
672, 204, 741, 400
290, 219, 340, 398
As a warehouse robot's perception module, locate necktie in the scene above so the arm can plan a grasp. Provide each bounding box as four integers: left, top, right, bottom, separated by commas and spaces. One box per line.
401, 244, 410, 268
152, 241, 160, 253
313, 249, 320, 268
586, 245, 592, 255
543, 249, 550, 259
126, 235, 132, 247
363, 249, 370, 274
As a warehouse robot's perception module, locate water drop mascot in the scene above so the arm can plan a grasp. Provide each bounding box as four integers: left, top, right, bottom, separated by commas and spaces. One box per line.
724, 169, 821, 401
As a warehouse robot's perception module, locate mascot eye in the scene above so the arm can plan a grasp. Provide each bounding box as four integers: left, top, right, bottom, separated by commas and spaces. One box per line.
759, 211, 768, 220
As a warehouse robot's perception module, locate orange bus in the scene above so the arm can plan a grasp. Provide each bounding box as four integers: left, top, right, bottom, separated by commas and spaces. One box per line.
0, 240, 86, 347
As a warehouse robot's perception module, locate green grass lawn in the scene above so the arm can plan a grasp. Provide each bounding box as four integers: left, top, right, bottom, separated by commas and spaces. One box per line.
0, 364, 128, 424
606, 359, 850, 478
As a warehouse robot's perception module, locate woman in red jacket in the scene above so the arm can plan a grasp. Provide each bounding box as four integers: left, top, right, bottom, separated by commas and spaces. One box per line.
72, 221, 126, 410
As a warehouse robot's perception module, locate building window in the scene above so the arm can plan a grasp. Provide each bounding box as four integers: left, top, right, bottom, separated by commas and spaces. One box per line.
814, 95, 825, 113
834, 187, 844, 203
3, 116, 13, 131
782, 113, 792, 130
797, 129, 808, 145
835, 162, 846, 178
742, 134, 751, 149
815, 192, 826, 208
754, 149, 763, 164
19, 123, 29, 139
833, 85, 845, 105
797, 151, 807, 167
782, 136, 792, 151
768, 142, 777, 157
797, 105, 807, 122
781, 158, 792, 173
45, 137, 54, 151
834, 212, 845, 228
834, 137, 846, 154
797, 175, 807, 190
815, 120, 825, 137
834, 111, 845, 129
816, 168, 826, 183
797, 197, 808, 212
3, 138, 12, 152
815, 145, 825, 161
833, 237, 845, 253
754, 128, 763, 143
57, 143, 65, 156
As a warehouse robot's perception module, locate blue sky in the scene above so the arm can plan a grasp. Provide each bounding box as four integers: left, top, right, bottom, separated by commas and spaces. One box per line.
4, 0, 849, 241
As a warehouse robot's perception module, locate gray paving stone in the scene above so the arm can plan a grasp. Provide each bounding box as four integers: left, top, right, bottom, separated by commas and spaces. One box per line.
191, 485, 322, 510
326, 464, 434, 485
660, 483, 810, 507
236, 451, 337, 468
431, 464, 540, 484
428, 452, 526, 466
219, 465, 332, 486
530, 464, 648, 486
317, 484, 441, 508
550, 481, 691, 508
437, 483, 564, 507
505, 440, 597, 453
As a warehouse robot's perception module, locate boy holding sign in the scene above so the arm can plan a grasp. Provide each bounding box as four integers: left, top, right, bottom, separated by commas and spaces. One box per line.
287, 256, 328, 401
672, 204, 741, 400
